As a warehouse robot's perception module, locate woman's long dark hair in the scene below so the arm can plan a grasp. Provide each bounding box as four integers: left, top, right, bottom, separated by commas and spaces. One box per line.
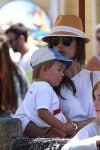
54, 75, 76, 99
0, 34, 24, 113
74, 38, 86, 66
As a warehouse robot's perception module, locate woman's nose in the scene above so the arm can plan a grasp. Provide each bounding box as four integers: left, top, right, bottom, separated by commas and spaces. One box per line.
57, 39, 64, 46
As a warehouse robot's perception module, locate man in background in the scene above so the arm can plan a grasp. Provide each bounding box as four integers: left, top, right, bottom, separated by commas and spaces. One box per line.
5, 23, 38, 71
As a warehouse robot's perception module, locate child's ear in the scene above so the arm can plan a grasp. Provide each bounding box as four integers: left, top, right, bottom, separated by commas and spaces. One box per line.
41, 65, 48, 73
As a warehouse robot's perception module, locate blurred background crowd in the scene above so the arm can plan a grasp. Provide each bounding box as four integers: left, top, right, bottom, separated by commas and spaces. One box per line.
0, 0, 100, 62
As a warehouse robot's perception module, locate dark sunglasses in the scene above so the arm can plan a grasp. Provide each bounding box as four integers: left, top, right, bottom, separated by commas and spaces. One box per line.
50, 37, 75, 46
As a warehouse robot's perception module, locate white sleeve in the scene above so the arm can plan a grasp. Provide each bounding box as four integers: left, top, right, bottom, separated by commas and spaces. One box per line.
35, 89, 52, 110
62, 137, 97, 150
62, 123, 98, 150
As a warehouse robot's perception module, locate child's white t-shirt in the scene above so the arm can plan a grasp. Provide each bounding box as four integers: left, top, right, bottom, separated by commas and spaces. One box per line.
15, 81, 66, 130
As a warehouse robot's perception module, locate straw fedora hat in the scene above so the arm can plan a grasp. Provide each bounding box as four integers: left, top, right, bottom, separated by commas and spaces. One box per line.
42, 15, 90, 43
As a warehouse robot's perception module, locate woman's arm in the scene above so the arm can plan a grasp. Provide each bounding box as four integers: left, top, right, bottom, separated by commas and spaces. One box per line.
23, 121, 67, 138
75, 117, 96, 131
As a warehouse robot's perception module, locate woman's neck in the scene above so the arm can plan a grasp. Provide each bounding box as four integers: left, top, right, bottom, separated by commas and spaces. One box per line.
65, 61, 82, 78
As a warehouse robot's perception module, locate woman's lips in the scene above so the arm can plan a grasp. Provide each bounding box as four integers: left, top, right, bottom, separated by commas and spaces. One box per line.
59, 51, 66, 55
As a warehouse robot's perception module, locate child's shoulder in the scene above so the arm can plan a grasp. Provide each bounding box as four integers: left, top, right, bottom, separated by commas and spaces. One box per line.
31, 81, 52, 90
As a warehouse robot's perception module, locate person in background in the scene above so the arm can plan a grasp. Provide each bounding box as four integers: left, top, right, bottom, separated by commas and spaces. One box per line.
15, 46, 78, 138
0, 33, 29, 117
86, 24, 100, 71
21, 15, 100, 138
62, 80, 100, 150
5, 23, 38, 71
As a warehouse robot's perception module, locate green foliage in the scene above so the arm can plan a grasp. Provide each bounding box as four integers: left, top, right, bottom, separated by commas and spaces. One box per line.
26, 71, 32, 84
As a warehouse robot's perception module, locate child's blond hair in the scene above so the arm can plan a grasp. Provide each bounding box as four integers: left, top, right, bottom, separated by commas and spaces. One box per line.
32, 59, 57, 80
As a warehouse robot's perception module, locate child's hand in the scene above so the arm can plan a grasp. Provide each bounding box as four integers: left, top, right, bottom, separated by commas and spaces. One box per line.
62, 118, 77, 137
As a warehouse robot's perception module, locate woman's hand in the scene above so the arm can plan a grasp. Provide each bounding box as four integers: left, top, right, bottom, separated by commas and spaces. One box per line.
75, 117, 96, 131
45, 127, 66, 138
62, 118, 77, 137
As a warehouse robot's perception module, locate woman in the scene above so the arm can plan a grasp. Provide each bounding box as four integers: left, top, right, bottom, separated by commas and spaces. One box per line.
18, 15, 100, 138
62, 80, 100, 150
42, 14, 100, 130
0, 33, 29, 116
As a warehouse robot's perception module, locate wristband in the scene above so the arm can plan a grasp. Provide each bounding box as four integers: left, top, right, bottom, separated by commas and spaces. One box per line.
72, 121, 78, 130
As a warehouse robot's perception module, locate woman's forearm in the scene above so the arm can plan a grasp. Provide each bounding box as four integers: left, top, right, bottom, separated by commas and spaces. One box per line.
75, 117, 96, 130
23, 121, 49, 138
23, 121, 66, 138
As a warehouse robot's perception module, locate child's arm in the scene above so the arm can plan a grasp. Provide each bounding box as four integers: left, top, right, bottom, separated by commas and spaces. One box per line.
38, 109, 76, 135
